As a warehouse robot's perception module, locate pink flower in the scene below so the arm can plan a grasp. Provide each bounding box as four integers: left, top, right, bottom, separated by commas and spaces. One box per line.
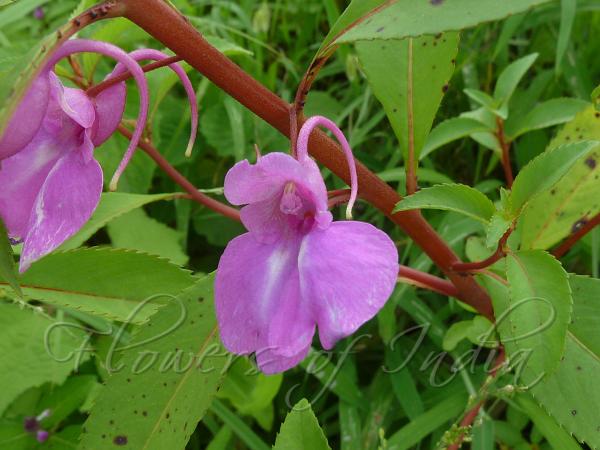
215, 116, 399, 374
0, 40, 198, 272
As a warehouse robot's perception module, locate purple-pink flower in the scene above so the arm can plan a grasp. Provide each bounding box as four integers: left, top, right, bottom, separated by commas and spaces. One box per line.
215, 116, 399, 374
0, 39, 198, 272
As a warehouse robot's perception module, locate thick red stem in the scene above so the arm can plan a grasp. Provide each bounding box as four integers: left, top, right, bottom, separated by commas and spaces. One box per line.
552, 212, 600, 259
117, 0, 493, 320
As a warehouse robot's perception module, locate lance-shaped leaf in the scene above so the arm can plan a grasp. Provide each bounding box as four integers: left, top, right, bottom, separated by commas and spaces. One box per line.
0, 302, 88, 414
528, 275, 600, 449
273, 399, 331, 450
332, 0, 552, 44
493, 53, 538, 110
509, 140, 599, 215
505, 98, 589, 139
420, 117, 490, 160
520, 107, 600, 250
0, 248, 195, 323
79, 274, 227, 450
393, 183, 496, 224
60, 192, 181, 251
504, 251, 571, 380
356, 33, 459, 167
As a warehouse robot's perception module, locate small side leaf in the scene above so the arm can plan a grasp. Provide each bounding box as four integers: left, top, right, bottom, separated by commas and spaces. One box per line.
493, 53, 538, 109
421, 117, 490, 160
509, 141, 599, 214
393, 183, 496, 223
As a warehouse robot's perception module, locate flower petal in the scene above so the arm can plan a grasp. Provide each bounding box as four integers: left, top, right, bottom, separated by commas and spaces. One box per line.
0, 74, 51, 160
224, 152, 328, 212
215, 232, 314, 364
299, 221, 399, 349
256, 344, 311, 375
0, 124, 78, 239
49, 72, 95, 129
20, 151, 103, 272
92, 83, 126, 146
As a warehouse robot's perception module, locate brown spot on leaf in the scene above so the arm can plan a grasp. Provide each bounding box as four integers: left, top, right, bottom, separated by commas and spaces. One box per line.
585, 157, 596, 169
376, 26, 385, 33
430, 0, 443, 4
113, 435, 128, 445
442, 84, 449, 93
572, 218, 589, 233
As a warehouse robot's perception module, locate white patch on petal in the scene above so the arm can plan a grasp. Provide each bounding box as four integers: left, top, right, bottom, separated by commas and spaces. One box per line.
261, 245, 292, 319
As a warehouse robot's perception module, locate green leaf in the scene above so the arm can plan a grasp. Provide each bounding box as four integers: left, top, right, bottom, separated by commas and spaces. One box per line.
472, 417, 495, 450
555, 0, 576, 72
333, 1, 552, 44
515, 395, 581, 450
386, 391, 467, 450
273, 399, 331, 450
420, 117, 489, 160
1, 248, 195, 324
493, 53, 538, 109
464, 88, 500, 113
443, 321, 473, 352
377, 167, 453, 185
61, 192, 180, 251
79, 274, 227, 450
356, 32, 459, 165
386, 347, 424, 420
108, 209, 188, 266
485, 212, 512, 249
0, 0, 49, 29
393, 183, 496, 223
506, 98, 589, 139
509, 141, 599, 215
217, 357, 282, 430
0, 218, 20, 296
504, 251, 572, 379
211, 399, 270, 450
0, 302, 88, 414
37, 375, 97, 428
300, 349, 365, 409
527, 275, 600, 448
520, 107, 600, 249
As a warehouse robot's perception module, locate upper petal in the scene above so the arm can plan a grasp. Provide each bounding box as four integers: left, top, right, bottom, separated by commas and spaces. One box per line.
91, 82, 126, 146
49, 72, 95, 129
298, 221, 399, 349
0, 73, 51, 160
224, 152, 328, 212
215, 232, 314, 366
20, 151, 103, 272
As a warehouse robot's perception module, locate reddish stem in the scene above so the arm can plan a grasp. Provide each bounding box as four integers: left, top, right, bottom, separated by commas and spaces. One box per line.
447, 348, 506, 450
117, 125, 241, 222
552, 212, 600, 259
399, 265, 461, 299
118, 0, 494, 321
495, 117, 513, 188
87, 55, 182, 96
